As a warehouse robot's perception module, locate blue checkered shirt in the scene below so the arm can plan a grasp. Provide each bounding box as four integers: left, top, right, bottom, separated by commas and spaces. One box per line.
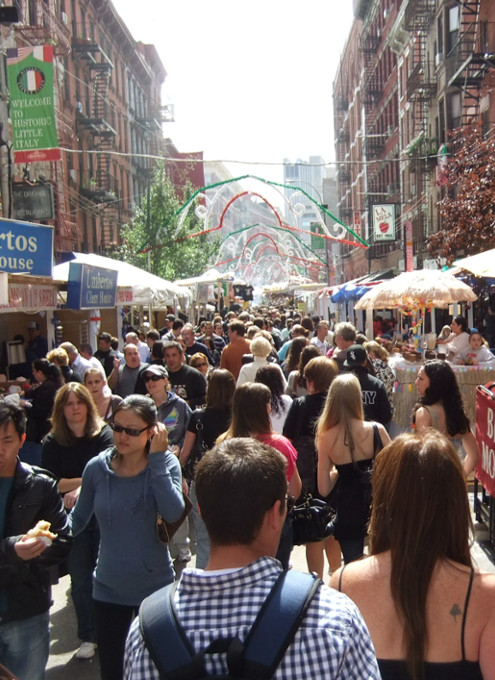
124, 557, 380, 679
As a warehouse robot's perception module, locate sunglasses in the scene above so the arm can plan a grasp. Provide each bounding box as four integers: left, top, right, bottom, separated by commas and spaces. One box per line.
144, 374, 165, 382
110, 422, 150, 437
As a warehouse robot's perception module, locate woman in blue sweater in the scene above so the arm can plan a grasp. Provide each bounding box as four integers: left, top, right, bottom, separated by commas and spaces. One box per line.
69, 395, 185, 680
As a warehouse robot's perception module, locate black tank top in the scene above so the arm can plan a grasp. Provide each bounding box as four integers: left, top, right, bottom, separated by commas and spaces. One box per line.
339, 567, 483, 680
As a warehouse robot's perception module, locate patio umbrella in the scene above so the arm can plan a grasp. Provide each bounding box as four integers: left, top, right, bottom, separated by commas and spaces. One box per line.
455, 249, 495, 278
354, 269, 477, 311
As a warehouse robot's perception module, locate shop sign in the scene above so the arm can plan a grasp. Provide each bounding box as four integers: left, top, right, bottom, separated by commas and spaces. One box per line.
6, 45, 61, 163
67, 262, 118, 310
0, 218, 53, 276
475, 385, 495, 495
12, 182, 55, 220
372, 204, 396, 242
116, 287, 134, 304
0, 282, 56, 310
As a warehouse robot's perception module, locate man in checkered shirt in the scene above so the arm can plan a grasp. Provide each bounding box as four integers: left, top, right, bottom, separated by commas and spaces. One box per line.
124, 438, 379, 679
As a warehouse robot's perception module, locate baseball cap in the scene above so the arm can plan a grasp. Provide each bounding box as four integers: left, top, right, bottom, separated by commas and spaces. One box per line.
344, 344, 367, 367
143, 364, 168, 379
28, 322, 40, 330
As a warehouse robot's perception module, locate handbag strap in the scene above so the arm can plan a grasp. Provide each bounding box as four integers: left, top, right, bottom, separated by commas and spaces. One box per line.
372, 423, 382, 459
195, 409, 207, 451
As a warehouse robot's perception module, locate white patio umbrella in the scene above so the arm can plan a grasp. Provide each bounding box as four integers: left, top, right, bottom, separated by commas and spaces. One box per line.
355, 269, 477, 310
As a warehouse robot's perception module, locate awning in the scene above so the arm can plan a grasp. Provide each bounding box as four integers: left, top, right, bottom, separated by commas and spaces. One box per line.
53, 253, 190, 307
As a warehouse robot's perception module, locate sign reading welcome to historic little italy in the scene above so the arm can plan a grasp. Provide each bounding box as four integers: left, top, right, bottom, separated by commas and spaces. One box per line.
7, 45, 61, 163
0, 219, 53, 276
67, 262, 118, 310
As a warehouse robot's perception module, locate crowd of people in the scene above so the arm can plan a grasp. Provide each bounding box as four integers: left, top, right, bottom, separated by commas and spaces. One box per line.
1, 307, 494, 680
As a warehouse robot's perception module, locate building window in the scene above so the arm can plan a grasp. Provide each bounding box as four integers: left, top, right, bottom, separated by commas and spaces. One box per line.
447, 5, 460, 55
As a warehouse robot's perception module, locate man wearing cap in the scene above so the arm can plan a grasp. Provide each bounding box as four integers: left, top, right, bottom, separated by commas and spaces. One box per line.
344, 344, 392, 428
142, 365, 191, 454
26, 322, 48, 367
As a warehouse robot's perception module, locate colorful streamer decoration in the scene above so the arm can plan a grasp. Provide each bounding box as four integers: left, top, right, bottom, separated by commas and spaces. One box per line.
140, 175, 370, 285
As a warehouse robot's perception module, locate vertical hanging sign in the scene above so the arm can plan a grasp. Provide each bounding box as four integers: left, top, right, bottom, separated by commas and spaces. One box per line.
7, 45, 61, 163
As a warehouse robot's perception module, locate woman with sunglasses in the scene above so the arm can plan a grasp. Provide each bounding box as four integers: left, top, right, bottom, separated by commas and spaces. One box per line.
69, 395, 185, 680
189, 351, 211, 378
41, 383, 114, 661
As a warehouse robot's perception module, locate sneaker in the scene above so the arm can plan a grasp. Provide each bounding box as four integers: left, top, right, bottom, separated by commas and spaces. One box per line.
76, 641, 97, 659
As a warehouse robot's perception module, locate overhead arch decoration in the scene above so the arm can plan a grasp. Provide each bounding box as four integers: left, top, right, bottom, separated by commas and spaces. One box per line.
139, 174, 369, 285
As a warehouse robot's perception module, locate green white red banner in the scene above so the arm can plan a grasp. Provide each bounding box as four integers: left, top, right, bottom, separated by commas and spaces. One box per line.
7, 45, 61, 163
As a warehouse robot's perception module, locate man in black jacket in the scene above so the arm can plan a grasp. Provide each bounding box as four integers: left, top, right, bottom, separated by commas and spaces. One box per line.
344, 344, 392, 428
0, 402, 72, 680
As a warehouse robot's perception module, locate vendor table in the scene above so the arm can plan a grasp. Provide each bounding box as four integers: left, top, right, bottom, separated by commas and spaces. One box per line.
392, 361, 495, 429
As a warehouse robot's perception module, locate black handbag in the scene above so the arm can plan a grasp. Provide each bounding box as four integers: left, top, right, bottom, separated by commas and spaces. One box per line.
290, 493, 336, 545
156, 494, 193, 544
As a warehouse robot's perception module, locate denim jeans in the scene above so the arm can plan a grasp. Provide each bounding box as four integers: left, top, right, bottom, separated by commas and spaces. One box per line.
0, 611, 50, 680
68, 520, 99, 642
190, 482, 210, 569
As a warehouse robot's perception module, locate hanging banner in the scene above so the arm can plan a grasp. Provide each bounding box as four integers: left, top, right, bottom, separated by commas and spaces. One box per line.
372, 204, 396, 242
7, 45, 61, 163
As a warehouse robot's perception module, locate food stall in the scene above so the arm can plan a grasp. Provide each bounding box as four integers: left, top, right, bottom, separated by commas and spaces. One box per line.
53, 253, 191, 347
355, 269, 479, 429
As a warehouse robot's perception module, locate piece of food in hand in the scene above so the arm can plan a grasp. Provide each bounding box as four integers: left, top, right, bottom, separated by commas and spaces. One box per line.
22, 520, 57, 546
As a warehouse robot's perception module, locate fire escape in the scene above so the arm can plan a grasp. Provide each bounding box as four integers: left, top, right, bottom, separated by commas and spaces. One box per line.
73, 25, 117, 249
445, 0, 493, 126
403, 0, 437, 252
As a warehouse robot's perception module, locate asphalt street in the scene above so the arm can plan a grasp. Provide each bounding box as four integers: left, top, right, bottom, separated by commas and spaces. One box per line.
46, 521, 495, 680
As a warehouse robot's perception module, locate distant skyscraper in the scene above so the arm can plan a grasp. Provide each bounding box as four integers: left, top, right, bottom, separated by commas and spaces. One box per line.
283, 156, 325, 243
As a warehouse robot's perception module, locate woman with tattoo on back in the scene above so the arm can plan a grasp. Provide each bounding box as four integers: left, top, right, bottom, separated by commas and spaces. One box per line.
330, 432, 495, 680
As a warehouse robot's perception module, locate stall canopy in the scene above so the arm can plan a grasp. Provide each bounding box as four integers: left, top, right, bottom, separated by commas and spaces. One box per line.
53, 253, 190, 307
454, 249, 495, 279
175, 268, 233, 287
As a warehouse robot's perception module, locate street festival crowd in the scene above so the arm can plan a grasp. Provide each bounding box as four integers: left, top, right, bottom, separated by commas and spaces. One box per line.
1, 309, 495, 680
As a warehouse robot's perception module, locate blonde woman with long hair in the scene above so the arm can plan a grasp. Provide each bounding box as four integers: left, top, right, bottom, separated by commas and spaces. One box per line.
316, 373, 390, 564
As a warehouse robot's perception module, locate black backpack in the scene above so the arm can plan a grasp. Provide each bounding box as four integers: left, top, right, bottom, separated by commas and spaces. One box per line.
139, 570, 321, 680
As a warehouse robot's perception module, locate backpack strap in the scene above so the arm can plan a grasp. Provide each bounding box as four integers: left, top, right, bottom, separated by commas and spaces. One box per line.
139, 581, 203, 680
239, 570, 321, 680
139, 570, 320, 680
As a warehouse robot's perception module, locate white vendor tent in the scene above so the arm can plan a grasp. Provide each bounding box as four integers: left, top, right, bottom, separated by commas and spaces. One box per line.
52, 252, 190, 308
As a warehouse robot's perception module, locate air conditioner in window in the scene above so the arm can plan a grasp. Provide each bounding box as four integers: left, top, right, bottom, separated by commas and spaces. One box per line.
76, 101, 83, 113
435, 52, 444, 67
61, 12, 68, 24
69, 169, 77, 181
384, 8, 391, 19
387, 125, 393, 135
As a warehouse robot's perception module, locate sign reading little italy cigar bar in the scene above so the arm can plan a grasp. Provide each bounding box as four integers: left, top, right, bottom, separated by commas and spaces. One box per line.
7, 45, 61, 163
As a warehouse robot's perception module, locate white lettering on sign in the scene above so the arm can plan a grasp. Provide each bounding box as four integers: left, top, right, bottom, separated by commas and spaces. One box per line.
488, 408, 494, 441
481, 441, 495, 479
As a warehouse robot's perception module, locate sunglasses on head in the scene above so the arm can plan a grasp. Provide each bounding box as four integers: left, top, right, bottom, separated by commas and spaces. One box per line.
110, 422, 150, 437
144, 374, 165, 382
